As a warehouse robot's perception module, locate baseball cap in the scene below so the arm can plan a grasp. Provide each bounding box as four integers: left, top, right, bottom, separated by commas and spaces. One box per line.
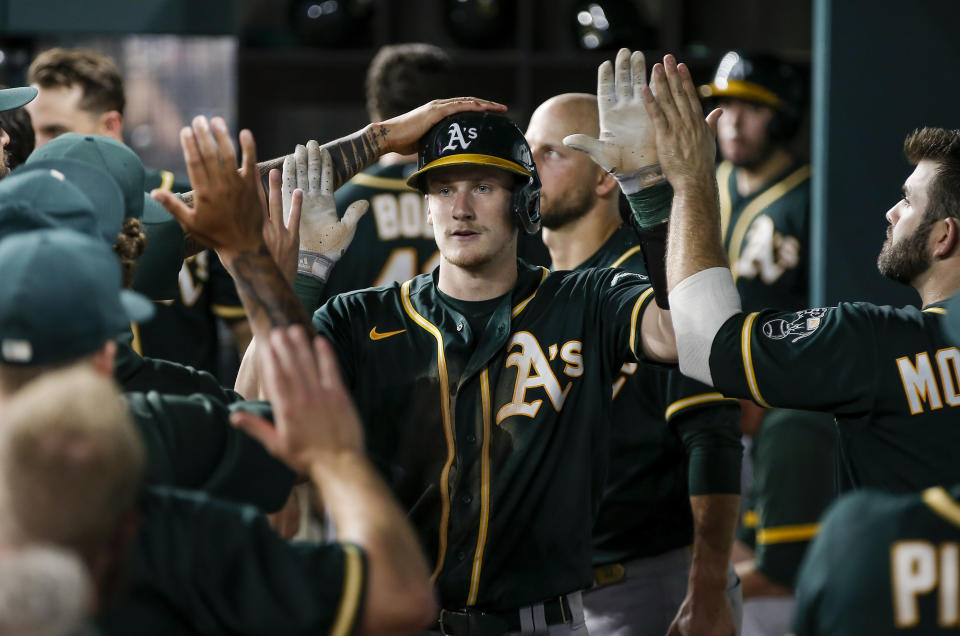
27, 133, 146, 220
0, 86, 37, 112
0, 229, 154, 366
0, 169, 99, 242
6, 160, 125, 244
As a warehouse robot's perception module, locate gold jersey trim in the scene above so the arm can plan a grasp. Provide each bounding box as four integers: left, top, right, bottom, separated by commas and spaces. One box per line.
756, 522, 822, 545
129, 321, 143, 356
923, 486, 960, 528
609, 245, 643, 269
742, 509, 758, 529
629, 288, 656, 358
726, 164, 811, 282
330, 543, 364, 636
400, 279, 455, 582
511, 267, 549, 318
211, 304, 246, 319
923, 307, 947, 315
664, 392, 738, 420
467, 367, 494, 605
741, 312, 771, 408
350, 172, 418, 192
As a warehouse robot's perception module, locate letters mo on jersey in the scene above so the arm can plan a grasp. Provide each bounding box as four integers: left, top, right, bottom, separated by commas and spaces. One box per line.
496, 331, 583, 424
891, 540, 960, 627
896, 347, 960, 415
439, 123, 478, 153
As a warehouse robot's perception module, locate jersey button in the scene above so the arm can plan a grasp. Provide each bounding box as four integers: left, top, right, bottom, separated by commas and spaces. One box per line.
461, 493, 473, 504
457, 551, 467, 562
457, 322, 464, 332
466, 433, 477, 444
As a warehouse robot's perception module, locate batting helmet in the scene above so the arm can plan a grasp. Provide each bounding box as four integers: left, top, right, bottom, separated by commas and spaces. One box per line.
406, 112, 541, 234
699, 51, 805, 141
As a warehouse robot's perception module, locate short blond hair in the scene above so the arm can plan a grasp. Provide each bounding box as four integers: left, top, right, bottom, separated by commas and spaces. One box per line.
0, 368, 144, 560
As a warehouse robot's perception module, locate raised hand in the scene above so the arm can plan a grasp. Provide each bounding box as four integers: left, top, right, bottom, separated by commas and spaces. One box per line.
263, 167, 302, 286
375, 97, 507, 156
563, 48, 662, 193
641, 55, 723, 192
152, 116, 264, 254
285, 140, 369, 281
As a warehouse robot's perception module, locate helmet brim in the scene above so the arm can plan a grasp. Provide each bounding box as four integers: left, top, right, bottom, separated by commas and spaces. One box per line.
698, 79, 784, 110
406, 153, 532, 191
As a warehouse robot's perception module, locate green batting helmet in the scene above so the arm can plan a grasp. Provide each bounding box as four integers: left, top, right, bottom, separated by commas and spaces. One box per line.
699, 51, 805, 140
406, 112, 541, 234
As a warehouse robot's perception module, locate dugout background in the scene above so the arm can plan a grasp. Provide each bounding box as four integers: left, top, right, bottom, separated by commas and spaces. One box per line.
0, 0, 957, 307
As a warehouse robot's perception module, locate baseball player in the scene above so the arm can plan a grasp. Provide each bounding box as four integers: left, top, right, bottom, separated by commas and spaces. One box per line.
792, 483, 960, 635
526, 90, 742, 636
0, 328, 435, 635
162, 64, 680, 630
640, 54, 960, 493
0, 85, 38, 177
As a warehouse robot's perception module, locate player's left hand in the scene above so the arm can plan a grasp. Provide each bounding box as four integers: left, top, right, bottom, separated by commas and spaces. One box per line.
152, 116, 264, 255
290, 140, 369, 281
666, 586, 736, 636
563, 48, 661, 192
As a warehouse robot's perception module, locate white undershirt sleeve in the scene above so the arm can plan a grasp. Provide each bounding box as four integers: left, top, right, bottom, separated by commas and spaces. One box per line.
667, 267, 742, 386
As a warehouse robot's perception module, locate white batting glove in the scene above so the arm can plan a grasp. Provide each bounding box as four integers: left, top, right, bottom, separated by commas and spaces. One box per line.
284, 140, 368, 281
563, 48, 664, 194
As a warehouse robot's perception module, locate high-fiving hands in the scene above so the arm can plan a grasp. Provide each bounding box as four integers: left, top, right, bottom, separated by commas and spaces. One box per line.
563, 48, 663, 193
282, 140, 369, 282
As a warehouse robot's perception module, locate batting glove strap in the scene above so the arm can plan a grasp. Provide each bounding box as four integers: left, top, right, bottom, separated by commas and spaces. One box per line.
626, 180, 672, 228
617, 163, 666, 195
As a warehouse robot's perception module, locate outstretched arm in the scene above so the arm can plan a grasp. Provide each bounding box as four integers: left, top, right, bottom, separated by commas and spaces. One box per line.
231, 327, 437, 634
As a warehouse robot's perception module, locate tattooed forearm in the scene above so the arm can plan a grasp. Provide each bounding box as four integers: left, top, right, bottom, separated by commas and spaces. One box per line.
225, 244, 313, 333
183, 233, 206, 258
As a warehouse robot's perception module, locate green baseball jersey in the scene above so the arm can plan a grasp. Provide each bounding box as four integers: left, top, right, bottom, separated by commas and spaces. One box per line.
115, 330, 242, 403
749, 408, 837, 588
137, 250, 246, 375
314, 259, 656, 611
125, 392, 294, 513
573, 225, 742, 565
718, 160, 811, 312
793, 483, 960, 635
710, 298, 960, 492
98, 487, 366, 636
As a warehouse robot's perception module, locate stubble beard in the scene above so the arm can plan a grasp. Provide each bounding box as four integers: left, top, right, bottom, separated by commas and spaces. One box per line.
876, 220, 933, 285
540, 182, 595, 230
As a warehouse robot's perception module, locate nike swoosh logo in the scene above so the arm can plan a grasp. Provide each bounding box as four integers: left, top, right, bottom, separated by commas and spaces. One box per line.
369, 326, 406, 341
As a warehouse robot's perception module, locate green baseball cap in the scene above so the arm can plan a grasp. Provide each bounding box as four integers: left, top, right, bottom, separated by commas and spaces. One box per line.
27, 133, 146, 220
8, 159, 125, 244
0, 167, 102, 242
0, 87, 37, 112
0, 229, 154, 366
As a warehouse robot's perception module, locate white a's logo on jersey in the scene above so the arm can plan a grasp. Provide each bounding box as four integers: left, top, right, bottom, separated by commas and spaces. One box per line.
497, 332, 583, 424
441, 123, 478, 152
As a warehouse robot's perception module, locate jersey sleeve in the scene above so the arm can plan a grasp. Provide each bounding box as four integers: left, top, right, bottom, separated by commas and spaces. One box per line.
592, 268, 658, 365
665, 373, 742, 495
751, 408, 838, 588
106, 488, 367, 636
125, 393, 295, 513
708, 303, 878, 413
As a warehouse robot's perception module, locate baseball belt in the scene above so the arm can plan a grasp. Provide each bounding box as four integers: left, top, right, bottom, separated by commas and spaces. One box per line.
435, 593, 574, 635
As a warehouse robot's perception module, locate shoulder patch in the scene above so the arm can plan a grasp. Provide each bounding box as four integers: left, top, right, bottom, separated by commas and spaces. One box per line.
761, 307, 828, 343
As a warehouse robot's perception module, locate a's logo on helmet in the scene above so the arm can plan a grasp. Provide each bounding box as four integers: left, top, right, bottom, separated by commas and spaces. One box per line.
440, 123, 478, 153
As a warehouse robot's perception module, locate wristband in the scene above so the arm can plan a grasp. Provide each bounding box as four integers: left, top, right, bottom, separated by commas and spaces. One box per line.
626, 181, 673, 228
616, 163, 666, 195
297, 250, 335, 282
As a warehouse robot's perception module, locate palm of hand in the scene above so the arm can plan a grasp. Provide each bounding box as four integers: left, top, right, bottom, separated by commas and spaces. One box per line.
300, 191, 352, 256
597, 103, 658, 175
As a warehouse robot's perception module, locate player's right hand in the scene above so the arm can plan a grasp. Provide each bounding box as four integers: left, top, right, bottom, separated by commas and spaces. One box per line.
230, 326, 365, 474
563, 48, 662, 192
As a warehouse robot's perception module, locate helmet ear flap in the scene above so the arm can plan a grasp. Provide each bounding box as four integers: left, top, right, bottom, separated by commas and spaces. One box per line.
511, 173, 541, 234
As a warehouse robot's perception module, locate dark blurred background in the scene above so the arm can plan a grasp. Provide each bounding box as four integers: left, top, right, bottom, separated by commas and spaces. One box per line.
0, 0, 957, 307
